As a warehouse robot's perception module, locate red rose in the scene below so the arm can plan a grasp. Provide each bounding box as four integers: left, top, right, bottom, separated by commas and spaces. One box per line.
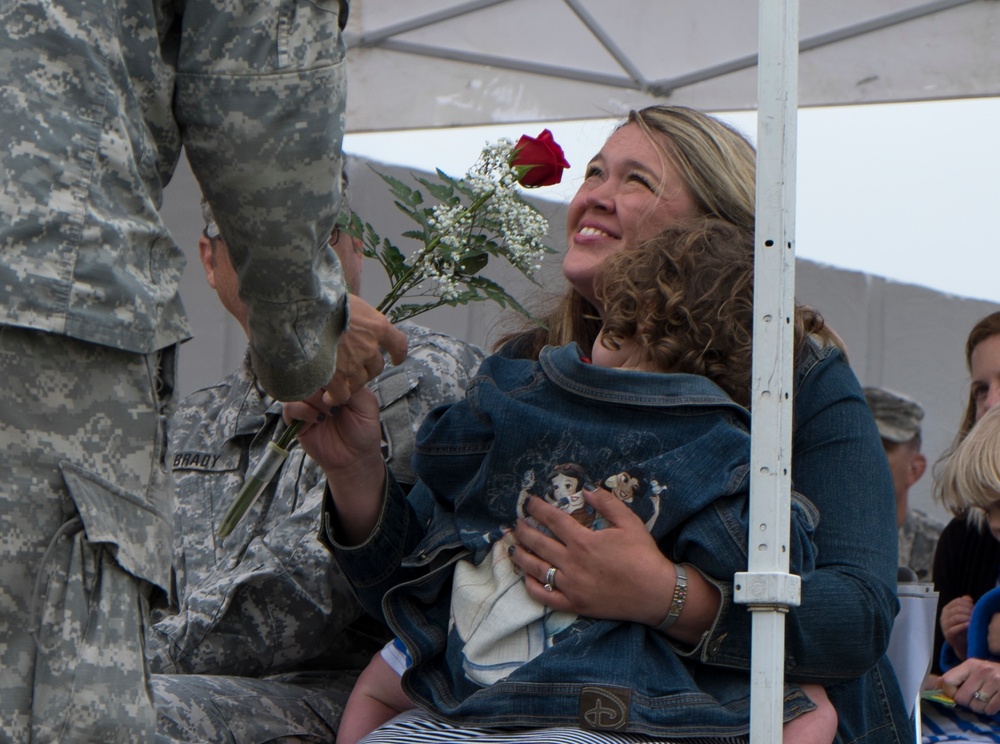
510, 129, 570, 187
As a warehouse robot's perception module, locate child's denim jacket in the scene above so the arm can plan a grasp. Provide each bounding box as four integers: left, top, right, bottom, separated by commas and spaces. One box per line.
333, 343, 820, 738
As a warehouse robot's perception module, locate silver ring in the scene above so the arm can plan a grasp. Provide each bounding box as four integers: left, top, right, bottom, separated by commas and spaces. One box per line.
544, 566, 557, 592
973, 689, 987, 702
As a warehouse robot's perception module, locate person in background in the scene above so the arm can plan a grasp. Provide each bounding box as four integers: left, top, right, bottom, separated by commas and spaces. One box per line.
0, 2, 405, 742
862, 386, 940, 581
149, 191, 484, 743
931, 312, 1000, 685
921, 405, 1000, 740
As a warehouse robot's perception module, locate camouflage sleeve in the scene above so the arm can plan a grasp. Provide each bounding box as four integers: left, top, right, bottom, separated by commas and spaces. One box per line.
899, 509, 945, 582
175, 0, 350, 401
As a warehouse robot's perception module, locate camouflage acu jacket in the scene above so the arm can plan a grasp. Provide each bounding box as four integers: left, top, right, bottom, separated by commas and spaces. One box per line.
899, 508, 945, 582
147, 323, 483, 676
0, 0, 350, 401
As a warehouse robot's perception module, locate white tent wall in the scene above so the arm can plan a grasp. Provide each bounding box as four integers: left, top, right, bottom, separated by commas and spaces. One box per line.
163, 153, 999, 528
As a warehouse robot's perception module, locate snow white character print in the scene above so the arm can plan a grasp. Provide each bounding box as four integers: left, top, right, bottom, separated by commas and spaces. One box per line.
544, 462, 595, 527
452, 460, 660, 685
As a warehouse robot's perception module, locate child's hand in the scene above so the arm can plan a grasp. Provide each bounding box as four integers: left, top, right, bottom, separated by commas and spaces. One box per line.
988, 613, 1000, 657
284, 388, 388, 546
942, 595, 975, 660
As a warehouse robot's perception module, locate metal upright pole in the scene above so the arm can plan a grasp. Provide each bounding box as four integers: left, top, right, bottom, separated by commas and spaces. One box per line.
735, 0, 800, 742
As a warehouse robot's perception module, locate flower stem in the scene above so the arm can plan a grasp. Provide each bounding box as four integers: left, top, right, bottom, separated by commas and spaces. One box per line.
217, 420, 302, 537
376, 188, 495, 313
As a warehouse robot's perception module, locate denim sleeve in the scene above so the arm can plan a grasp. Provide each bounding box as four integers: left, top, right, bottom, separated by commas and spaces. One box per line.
693, 345, 899, 683
322, 470, 427, 624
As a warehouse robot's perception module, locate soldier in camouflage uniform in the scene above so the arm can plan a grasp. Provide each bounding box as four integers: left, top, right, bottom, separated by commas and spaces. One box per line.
863, 386, 943, 582
0, 2, 408, 742
148, 200, 484, 742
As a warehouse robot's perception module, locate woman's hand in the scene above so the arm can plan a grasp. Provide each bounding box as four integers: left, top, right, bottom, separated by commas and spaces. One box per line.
938, 658, 1000, 716
508, 486, 720, 645
283, 388, 382, 474
942, 595, 975, 661
283, 388, 386, 545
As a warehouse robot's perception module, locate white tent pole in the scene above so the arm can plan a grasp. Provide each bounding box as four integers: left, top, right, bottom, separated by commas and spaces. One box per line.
735, 0, 801, 743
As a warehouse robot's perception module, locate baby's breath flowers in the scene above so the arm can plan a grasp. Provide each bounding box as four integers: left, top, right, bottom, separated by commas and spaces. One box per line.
349, 130, 569, 323
218, 131, 568, 539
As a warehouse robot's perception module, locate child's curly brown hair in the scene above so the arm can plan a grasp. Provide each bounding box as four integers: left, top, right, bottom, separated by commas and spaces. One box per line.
595, 220, 757, 407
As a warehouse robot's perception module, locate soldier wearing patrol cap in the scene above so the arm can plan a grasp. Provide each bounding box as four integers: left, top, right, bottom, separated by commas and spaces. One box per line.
863, 386, 943, 581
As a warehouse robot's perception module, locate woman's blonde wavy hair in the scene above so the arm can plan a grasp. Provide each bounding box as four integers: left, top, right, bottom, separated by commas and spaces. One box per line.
498, 104, 838, 372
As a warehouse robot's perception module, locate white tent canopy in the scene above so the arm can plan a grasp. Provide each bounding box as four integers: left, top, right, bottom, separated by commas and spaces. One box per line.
344, 0, 999, 132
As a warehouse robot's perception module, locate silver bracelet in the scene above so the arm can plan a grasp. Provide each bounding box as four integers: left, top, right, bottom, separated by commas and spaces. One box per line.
652, 563, 688, 634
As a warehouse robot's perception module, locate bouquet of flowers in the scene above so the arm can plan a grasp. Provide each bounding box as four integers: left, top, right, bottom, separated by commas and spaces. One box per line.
217, 131, 570, 538
348, 128, 569, 323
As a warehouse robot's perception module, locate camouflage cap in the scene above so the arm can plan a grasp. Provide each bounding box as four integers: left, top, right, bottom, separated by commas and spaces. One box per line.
863, 386, 925, 443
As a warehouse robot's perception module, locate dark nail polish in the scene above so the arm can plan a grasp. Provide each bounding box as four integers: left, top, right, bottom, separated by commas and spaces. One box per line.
315, 413, 326, 422
583, 481, 597, 491
507, 544, 516, 556
329, 406, 340, 415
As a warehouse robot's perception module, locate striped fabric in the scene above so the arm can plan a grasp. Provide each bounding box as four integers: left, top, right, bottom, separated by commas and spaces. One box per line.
922, 700, 1000, 742
358, 709, 749, 744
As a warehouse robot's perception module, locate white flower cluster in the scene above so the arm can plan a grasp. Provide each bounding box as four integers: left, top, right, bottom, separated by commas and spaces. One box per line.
416, 138, 550, 302
352, 135, 558, 324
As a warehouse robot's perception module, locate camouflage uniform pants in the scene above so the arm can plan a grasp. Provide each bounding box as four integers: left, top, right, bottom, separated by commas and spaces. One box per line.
152, 670, 360, 743
0, 328, 174, 744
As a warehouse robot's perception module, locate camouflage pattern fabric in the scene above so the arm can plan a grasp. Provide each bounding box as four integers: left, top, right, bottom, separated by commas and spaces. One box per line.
0, 328, 175, 744
0, 0, 350, 739
0, 0, 350, 402
899, 508, 945, 583
149, 323, 483, 741
152, 671, 358, 744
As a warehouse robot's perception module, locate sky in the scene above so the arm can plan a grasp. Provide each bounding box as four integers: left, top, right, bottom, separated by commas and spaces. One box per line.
344, 96, 1000, 306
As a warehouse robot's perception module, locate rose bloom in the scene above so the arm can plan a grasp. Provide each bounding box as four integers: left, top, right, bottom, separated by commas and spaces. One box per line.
511, 129, 570, 187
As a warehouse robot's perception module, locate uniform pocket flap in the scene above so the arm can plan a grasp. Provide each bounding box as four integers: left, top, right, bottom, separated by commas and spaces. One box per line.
60, 462, 172, 591
369, 365, 419, 407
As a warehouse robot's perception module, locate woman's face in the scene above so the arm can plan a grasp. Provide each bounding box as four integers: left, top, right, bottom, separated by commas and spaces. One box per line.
970, 333, 1000, 423
563, 122, 699, 308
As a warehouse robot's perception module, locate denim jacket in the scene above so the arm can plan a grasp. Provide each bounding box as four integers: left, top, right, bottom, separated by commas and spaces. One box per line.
683, 340, 909, 744
333, 343, 822, 738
